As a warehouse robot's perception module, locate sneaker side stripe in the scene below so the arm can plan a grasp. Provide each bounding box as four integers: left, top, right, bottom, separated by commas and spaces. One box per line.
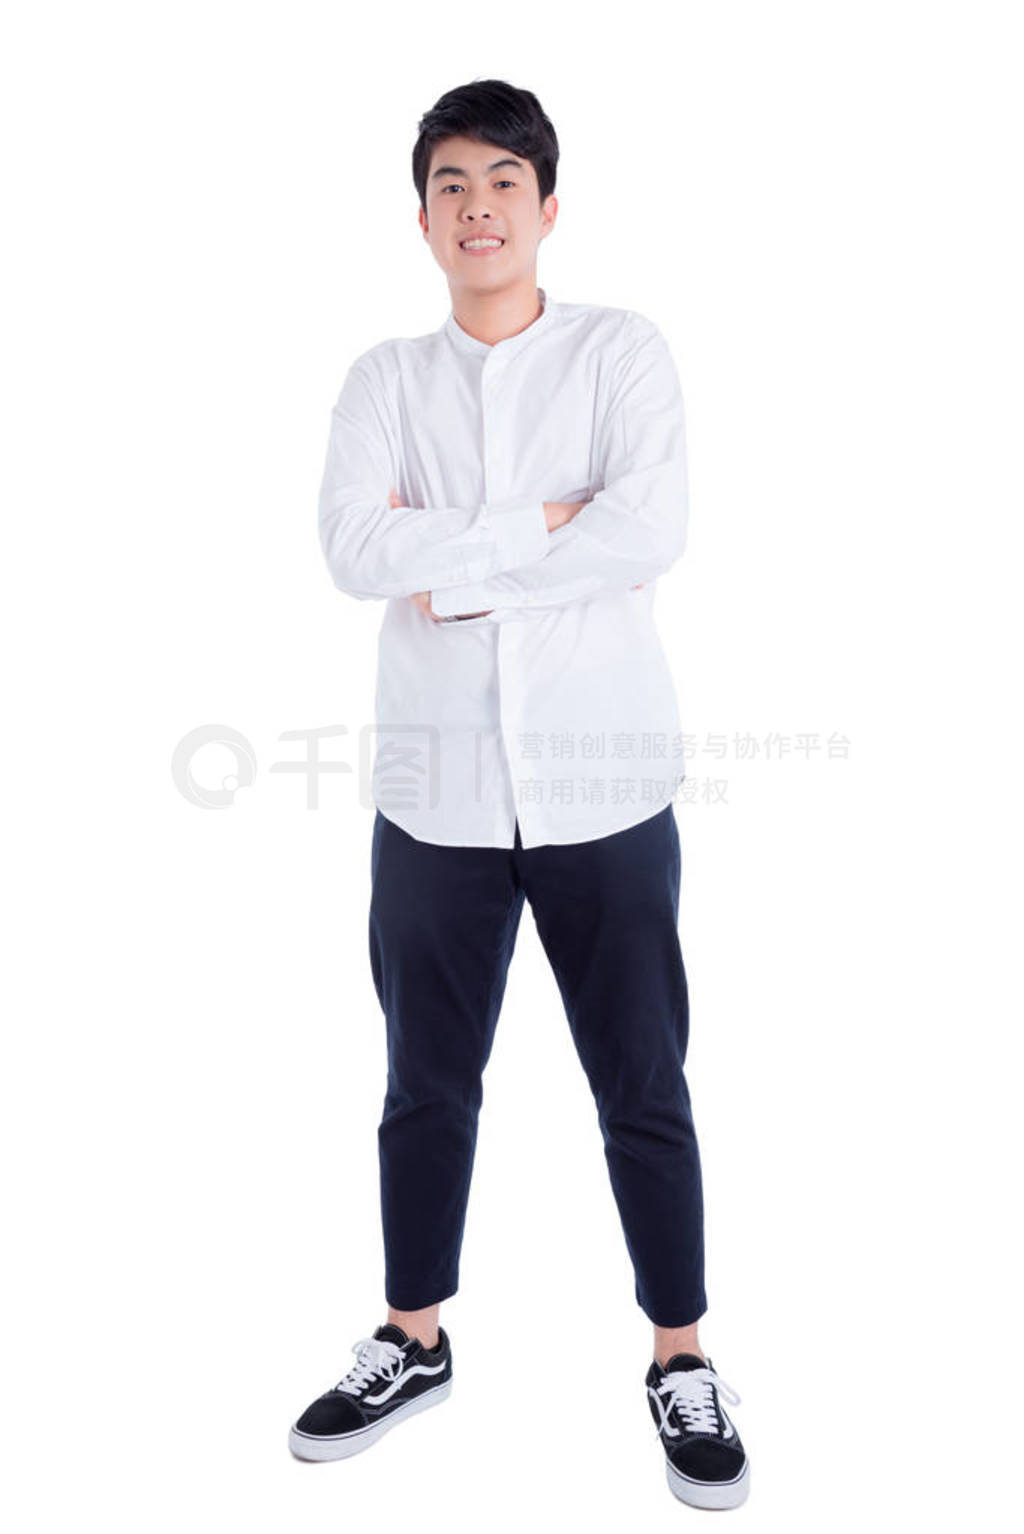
364, 1360, 447, 1405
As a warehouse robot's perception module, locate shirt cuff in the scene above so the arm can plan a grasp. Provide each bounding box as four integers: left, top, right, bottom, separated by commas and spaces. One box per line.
431, 579, 496, 617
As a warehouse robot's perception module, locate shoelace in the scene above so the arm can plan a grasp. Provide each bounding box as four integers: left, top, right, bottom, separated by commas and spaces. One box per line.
332, 1336, 405, 1395
654, 1366, 741, 1437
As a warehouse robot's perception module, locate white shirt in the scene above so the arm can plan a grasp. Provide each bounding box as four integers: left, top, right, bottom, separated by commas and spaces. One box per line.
317, 287, 690, 849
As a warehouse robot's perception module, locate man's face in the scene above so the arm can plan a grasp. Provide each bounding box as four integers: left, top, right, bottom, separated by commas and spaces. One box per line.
419, 134, 556, 292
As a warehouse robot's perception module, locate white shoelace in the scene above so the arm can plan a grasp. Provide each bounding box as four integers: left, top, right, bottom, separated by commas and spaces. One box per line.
332, 1336, 405, 1395
653, 1366, 741, 1437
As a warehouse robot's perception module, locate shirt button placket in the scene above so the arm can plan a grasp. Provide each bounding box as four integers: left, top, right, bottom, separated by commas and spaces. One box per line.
482, 351, 517, 846
480, 353, 503, 502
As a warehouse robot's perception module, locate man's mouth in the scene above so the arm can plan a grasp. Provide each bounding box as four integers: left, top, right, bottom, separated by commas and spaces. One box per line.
459, 237, 505, 252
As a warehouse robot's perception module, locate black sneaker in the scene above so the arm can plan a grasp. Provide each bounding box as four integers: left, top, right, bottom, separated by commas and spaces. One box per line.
645, 1351, 749, 1508
289, 1322, 453, 1461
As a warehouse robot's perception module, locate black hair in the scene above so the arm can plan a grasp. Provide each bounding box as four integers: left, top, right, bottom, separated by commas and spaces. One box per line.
412, 79, 559, 215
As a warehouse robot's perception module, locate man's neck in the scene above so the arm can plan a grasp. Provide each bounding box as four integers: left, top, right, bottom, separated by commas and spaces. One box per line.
449, 279, 544, 348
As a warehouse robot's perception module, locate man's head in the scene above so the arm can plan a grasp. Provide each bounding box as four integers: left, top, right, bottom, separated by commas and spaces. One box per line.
412, 79, 559, 297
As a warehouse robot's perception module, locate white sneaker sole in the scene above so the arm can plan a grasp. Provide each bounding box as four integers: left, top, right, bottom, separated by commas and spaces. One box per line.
666, 1454, 750, 1509
288, 1378, 453, 1461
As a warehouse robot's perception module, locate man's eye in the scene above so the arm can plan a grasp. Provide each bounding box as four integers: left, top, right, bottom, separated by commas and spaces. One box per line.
441, 181, 515, 193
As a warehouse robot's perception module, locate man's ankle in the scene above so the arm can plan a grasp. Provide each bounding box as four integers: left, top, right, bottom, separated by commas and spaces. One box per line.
402, 1329, 438, 1349
653, 1323, 705, 1369
387, 1303, 441, 1352
387, 1320, 439, 1350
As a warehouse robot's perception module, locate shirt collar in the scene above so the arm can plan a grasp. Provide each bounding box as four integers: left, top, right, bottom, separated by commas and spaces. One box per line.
443, 286, 556, 360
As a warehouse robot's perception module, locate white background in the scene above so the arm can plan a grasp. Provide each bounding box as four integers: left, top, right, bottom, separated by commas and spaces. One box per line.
3, 2, 1021, 1528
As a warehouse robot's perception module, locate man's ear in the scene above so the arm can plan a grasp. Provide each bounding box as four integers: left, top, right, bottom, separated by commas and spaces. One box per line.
538, 193, 558, 243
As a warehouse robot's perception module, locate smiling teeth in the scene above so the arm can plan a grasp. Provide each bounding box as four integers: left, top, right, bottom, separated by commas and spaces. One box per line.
461, 238, 503, 249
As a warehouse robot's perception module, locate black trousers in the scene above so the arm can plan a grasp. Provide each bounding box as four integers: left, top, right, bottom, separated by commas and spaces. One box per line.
368, 802, 707, 1328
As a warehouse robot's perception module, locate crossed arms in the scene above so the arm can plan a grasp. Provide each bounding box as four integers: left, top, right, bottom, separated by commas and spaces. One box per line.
317, 316, 689, 617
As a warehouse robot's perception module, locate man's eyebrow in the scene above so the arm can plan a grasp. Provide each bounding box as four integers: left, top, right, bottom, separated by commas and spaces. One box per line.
430, 157, 524, 181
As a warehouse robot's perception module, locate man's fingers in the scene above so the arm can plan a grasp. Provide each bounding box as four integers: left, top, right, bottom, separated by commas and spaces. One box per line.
410, 590, 438, 618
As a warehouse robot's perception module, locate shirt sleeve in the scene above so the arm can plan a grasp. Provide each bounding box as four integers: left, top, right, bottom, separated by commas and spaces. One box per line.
318, 357, 549, 600
429, 317, 688, 617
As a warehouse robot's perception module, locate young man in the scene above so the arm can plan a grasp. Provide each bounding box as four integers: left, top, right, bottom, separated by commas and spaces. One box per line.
289, 80, 749, 1510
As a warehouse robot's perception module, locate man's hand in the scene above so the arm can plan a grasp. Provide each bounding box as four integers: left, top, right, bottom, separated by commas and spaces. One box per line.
544, 498, 643, 588
388, 488, 493, 620
409, 588, 440, 619
543, 498, 587, 532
